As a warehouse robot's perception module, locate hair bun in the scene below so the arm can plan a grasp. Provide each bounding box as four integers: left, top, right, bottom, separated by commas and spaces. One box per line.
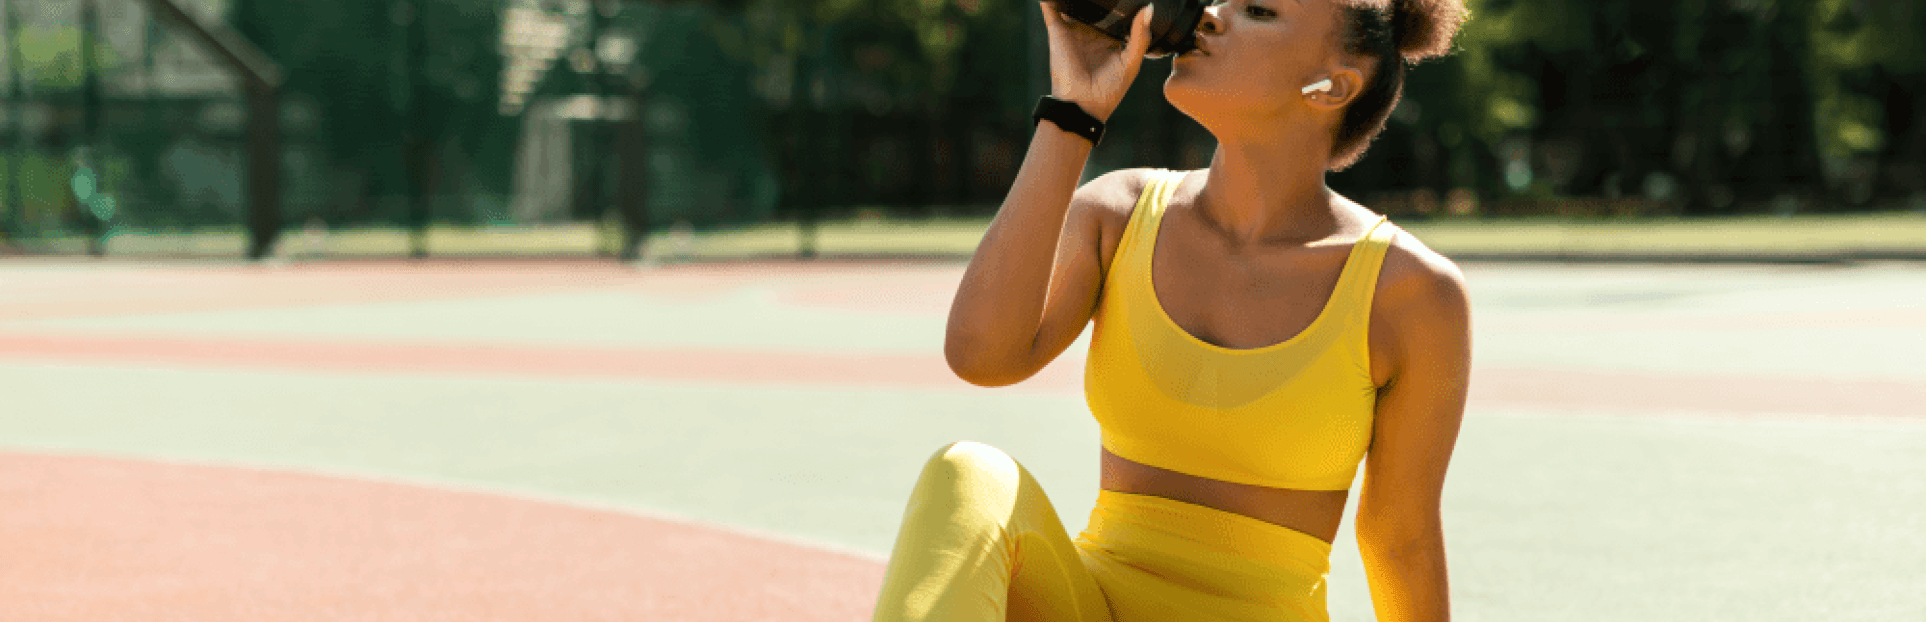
1391, 0, 1469, 63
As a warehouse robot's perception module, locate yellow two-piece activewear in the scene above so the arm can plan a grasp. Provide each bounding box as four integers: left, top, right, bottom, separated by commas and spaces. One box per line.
871, 169, 1399, 622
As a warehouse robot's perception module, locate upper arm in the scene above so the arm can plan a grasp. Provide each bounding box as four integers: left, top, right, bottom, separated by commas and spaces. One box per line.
1021, 169, 1144, 376
1357, 236, 1473, 542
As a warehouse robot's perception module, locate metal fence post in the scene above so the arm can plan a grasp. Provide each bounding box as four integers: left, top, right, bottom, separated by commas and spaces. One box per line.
137, 0, 284, 260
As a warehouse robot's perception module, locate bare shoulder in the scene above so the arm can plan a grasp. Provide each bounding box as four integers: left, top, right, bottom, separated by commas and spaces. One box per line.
1069, 167, 1162, 260
1070, 167, 1158, 228
1368, 222, 1472, 386
1376, 224, 1469, 311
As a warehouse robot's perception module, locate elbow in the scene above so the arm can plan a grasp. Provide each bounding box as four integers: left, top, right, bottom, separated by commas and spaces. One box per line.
1355, 513, 1444, 561
1356, 528, 1433, 563
944, 336, 1035, 388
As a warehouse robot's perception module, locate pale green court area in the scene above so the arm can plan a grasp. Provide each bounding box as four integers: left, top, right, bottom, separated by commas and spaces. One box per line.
1, 260, 1923, 620
2, 363, 1922, 622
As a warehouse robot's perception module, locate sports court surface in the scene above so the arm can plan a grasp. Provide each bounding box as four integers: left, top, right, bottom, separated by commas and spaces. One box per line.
2, 256, 1922, 621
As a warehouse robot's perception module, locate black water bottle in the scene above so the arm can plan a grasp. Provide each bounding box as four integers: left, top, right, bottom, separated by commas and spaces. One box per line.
1047, 0, 1207, 58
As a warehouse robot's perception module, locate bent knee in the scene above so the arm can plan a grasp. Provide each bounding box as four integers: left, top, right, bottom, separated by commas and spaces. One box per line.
922, 440, 1022, 483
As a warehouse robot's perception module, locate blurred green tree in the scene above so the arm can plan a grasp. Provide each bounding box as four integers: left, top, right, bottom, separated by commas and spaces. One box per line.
1341, 0, 1828, 215
203, 0, 1926, 223
181, 0, 1926, 233
1811, 0, 1926, 205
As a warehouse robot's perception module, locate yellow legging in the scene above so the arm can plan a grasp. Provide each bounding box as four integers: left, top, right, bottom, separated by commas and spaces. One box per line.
871, 441, 1334, 622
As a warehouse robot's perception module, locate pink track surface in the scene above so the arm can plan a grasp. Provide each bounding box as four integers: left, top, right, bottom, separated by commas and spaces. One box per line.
0, 452, 885, 621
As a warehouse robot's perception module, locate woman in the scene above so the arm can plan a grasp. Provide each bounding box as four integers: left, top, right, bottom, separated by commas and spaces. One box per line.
872, 0, 1471, 620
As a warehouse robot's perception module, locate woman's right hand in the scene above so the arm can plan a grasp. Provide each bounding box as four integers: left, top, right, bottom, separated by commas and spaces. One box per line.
1039, 1, 1156, 122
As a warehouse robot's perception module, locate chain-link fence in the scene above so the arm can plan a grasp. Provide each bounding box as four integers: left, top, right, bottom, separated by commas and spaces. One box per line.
0, 0, 789, 259
3, 0, 1923, 260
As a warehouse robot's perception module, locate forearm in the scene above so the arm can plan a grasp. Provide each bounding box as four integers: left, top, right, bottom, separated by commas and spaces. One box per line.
943, 124, 1093, 384
1359, 529, 1451, 622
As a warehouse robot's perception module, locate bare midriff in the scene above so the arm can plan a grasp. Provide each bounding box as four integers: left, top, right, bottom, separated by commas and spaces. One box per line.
1099, 446, 1349, 544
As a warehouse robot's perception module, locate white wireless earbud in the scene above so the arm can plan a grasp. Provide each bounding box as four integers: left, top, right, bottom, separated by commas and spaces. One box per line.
1301, 78, 1333, 96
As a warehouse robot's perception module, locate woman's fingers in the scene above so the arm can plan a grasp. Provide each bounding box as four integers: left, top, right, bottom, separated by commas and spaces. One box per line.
1039, 2, 1079, 62
1036, 0, 1156, 119
1125, 4, 1155, 59
1038, 1, 1067, 33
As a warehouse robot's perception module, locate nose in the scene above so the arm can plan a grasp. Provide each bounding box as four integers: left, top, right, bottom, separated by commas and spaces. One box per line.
1197, 4, 1223, 36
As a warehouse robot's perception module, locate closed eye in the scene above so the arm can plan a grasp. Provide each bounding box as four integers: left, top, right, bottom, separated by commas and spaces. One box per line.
1209, 0, 1275, 19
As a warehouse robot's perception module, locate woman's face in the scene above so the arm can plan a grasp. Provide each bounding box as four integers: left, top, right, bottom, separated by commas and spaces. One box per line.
1166, 0, 1348, 132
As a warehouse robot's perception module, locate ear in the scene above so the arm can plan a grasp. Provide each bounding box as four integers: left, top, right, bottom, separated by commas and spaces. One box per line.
1303, 65, 1366, 111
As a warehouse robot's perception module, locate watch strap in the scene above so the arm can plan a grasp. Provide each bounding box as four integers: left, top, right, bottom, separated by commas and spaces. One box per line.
1032, 96, 1105, 145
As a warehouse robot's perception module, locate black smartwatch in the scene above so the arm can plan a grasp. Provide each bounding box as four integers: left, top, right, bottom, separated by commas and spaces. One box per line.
1032, 96, 1106, 145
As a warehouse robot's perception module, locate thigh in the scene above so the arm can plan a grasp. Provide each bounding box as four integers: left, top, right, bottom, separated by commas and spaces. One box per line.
1003, 461, 1111, 622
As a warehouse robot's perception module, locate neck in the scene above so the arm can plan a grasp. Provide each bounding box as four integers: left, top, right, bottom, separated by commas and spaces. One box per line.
1195, 127, 1339, 247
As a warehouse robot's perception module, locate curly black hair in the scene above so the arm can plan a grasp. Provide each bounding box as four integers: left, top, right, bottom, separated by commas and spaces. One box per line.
1328, 0, 1469, 171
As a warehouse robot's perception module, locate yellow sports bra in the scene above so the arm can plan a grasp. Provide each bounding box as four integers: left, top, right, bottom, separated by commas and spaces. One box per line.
1085, 169, 1396, 492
